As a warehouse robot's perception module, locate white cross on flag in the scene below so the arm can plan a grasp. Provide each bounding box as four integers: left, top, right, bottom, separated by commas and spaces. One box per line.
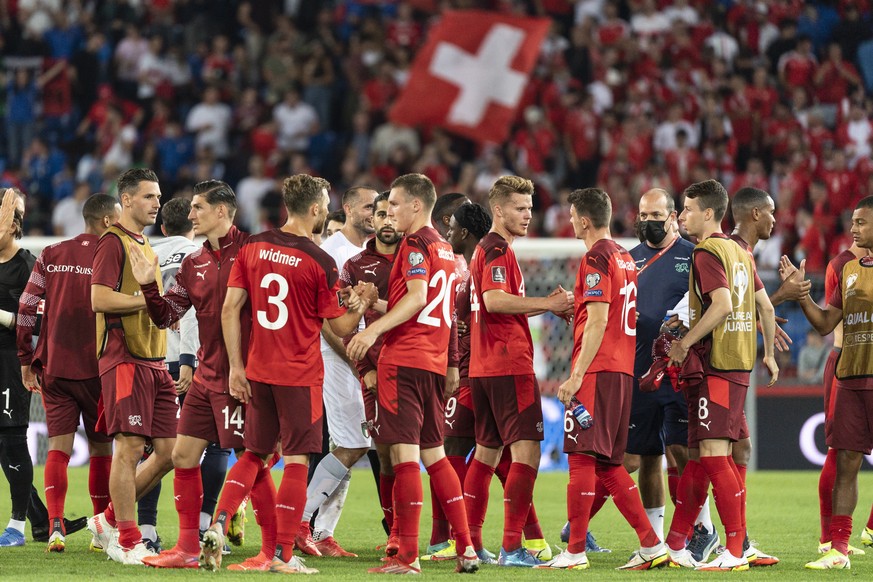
390, 11, 550, 144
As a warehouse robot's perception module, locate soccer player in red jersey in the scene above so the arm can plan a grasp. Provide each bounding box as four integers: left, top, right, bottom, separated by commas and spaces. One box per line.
464, 175, 572, 567
125, 181, 277, 570
88, 168, 178, 565
199, 174, 371, 574
547, 188, 667, 571
340, 191, 399, 547
17, 194, 120, 552
787, 196, 873, 569
664, 180, 778, 571
346, 173, 480, 575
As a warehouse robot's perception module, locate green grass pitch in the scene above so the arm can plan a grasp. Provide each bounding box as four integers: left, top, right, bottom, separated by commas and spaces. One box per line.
1, 468, 872, 579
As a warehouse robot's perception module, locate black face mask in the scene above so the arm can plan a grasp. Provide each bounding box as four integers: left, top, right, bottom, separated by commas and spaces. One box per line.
640, 219, 669, 245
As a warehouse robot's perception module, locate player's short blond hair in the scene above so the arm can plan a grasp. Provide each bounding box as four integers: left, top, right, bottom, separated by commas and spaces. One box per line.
488, 175, 534, 207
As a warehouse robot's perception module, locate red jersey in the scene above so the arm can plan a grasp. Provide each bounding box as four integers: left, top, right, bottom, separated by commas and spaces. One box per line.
228, 229, 345, 386
91, 226, 165, 373
140, 226, 249, 393
17, 234, 99, 378
469, 232, 533, 377
379, 227, 456, 376
572, 239, 636, 376
340, 238, 396, 378
455, 266, 472, 381
826, 249, 857, 308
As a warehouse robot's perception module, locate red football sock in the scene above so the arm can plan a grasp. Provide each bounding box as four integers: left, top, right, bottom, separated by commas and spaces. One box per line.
463, 459, 494, 550
731, 459, 747, 529
394, 462, 423, 564
567, 454, 596, 554
494, 447, 512, 484
819, 449, 837, 543
667, 466, 679, 506
274, 463, 307, 562
251, 464, 277, 557
666, 460, 709, 551
103, 502, 116, 527
503, 462, 537, 551
173, 467, 202, 554
597, 462, 660, 547
89, 455, 112, 515
45, 450, 70, 530
213, 451, 261, 534
428, 478, 450, 546
831, 514, 853, 555
700, 456, 744, 557
589, 478, 611, 518
117, 520, 140, 550
379, 473, 395, 530
523, 502, 544, 540
447, 455, 468, 492
427, 457, 472, 549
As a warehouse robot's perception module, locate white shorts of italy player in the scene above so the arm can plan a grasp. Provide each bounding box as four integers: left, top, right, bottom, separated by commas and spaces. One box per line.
322, 349, 371, 449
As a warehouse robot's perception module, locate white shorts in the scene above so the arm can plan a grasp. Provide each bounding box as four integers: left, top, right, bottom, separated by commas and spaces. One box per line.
322, 349, 371, 449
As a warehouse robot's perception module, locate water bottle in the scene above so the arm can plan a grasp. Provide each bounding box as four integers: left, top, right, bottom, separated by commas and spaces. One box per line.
569, 396, 593, 430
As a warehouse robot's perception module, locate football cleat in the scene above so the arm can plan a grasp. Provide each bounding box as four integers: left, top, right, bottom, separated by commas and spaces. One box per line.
0, 528, 25, 547
199, 524, 225, 571
46, 531, 64, 553
368, 556, 421, 574
89, 535, 104, 552
422, 539, 456, 561
142, 549, 198, 568
315, 536, 358, 557
560, 521, 570, 543
696, 550, 749, 571
618, 545, 669, 570
108, 541, 156, 565
228, 501, 246, 546
32, 517, 87, 543
862, 527, 873, 547
498, 546, 543, 567
687, 523, 720, 563
586, 530, 610, 553
805, 549, 850, 570
270, 554, 318, 574
745, 542, 779, 567
378, 533, 400, 557
456, 546, 480, 573
667, 546, 703, 568
142, 535, 162, 554
475, 548, 496, 564
86, 513, 117, 551
536, 549, 590, 570
819, 541, 865, 555
295, 521, 322, 556
228, 551, 273, 571
523, 537, 551, 561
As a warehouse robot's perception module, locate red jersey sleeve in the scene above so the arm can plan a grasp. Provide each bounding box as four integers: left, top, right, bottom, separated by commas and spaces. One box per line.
91, 234, 125, 290
16, 251, 46, 365
397, 236, 431, 284
478, 249, 515, 295
825, 260, 840, 308
227, 248, 249, 290
694, 251, 729, 296
316, 266, 345, 320
829, 265, 844, 310
580, 250, 612, 305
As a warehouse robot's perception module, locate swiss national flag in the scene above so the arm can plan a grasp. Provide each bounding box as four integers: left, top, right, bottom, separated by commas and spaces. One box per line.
389, 11, 550, 144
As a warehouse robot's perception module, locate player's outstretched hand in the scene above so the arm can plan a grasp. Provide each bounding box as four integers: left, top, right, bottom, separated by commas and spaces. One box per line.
444, 367, 459, 399
127, 240, 158, 286
778, 255, 799, 281
776, 259, 810, 302
229, 366, 252, 403
667, 339, 689, 368
363, 370, 377, 394
762, 355, 779, 386
0, 188, 16, 241
21, 365, 40, 393
347, 328, 376, 362
547, 285, 574, 314
353, 281, 378, 310
557, 376, 581, 407
457, 319, 468, 335
774, 322, 792, 352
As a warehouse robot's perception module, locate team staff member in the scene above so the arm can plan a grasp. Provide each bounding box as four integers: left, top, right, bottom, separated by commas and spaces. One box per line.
200, 174, 371, 574
792, 196, 873, 570
664, 179, 778, 571
464, 176, 572, 567
17, 194, 120, 552
549, 188, 668, 571
87, 169, 177, 565
346, 173, 480, 575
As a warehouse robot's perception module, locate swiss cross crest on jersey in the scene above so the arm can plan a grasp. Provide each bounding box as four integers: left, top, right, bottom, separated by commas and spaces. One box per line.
491, 266, 506, 283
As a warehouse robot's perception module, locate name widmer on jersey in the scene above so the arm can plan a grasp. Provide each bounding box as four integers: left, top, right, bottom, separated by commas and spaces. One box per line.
259, 247, 302, 267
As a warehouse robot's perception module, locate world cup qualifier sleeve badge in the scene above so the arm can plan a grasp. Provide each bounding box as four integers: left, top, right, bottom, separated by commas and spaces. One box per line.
407, 251, 426, 277
584, 272, 602, 297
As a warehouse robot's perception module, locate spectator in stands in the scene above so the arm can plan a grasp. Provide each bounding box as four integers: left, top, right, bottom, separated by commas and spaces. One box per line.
273, 86, 319, 154
186, 86, 232, 160
797, 330, 829, 385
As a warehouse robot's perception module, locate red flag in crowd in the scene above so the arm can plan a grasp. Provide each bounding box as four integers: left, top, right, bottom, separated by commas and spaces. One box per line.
390, 11, 550, 144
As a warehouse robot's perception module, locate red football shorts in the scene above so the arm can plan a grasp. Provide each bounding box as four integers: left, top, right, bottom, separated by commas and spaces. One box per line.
471, 374, 543, 448
564, 371, 633, 465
